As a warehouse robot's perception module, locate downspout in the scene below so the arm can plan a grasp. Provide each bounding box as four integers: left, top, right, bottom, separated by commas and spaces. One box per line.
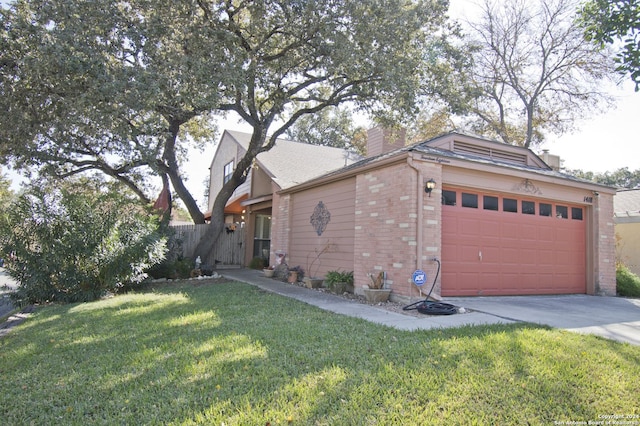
407, 154, 423, 274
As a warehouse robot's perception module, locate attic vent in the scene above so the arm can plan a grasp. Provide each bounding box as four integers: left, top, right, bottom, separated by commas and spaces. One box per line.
453, 141, 527, 165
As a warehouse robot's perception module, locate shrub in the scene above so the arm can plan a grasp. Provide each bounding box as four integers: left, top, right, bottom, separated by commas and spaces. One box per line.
249, 257, 266, 270
616, 263, 640, 297
325, 270, 354, 286
0, 184, 167, 305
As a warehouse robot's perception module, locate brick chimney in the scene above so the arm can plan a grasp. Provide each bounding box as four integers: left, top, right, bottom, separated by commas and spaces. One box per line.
541, 149, 561, 171
366, 127, 406, 157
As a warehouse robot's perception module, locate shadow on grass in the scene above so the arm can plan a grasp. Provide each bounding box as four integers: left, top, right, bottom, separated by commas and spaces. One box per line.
1, 280, 639, 424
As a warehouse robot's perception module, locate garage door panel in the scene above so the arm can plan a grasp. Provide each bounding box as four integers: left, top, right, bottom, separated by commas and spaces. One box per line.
519, 249, 538, 265
442, 191, 586, 296
520, 224, 539, 240
537, 226, 555, 242
459, 218, 483, 236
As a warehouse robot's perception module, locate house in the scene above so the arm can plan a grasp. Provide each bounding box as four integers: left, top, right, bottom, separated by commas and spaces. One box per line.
614, 189, 640, 276
207, 130, 360, 266
267, 128, 617, 301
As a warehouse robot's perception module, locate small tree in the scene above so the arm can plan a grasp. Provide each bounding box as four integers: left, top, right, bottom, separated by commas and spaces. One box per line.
0, 180, 167, 305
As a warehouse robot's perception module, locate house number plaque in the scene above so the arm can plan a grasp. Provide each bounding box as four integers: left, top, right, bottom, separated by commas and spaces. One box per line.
310, 201, 331, 236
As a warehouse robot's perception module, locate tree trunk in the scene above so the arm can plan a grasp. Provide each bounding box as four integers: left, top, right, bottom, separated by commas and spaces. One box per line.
194, 125, 268, 262
162, 118, 205, 224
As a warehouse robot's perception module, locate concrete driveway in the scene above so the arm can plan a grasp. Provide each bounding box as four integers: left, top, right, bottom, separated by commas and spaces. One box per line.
447, 295, 640, 345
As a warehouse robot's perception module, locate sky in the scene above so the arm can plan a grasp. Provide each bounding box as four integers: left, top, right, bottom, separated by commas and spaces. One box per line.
447, 0, 640, 174
4, 0, 640, 209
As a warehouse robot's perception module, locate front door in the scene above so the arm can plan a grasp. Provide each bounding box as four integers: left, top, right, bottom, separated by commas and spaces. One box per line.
253, 214, 271, 263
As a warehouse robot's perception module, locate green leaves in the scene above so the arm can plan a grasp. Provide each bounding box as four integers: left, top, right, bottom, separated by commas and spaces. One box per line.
581, 0, 640, 90
0, 179, 168, 304
2, 0, 457, 229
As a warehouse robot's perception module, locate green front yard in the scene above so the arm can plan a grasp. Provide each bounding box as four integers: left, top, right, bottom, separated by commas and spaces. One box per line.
1, 280, 638, 425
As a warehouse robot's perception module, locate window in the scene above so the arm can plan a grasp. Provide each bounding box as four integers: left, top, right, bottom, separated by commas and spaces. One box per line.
522, 201, 535, 215
461, 193, 478, 208
223, 160, 234, 184
442, 190, 457, 206
540, 203, 552, 217
503, 198, 518, 213
572, 207, 583, 220
483, 195, 498, 211
556, 205, 568, 219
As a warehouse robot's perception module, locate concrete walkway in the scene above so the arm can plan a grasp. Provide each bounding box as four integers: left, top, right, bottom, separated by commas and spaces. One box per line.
221, 268, 640, 345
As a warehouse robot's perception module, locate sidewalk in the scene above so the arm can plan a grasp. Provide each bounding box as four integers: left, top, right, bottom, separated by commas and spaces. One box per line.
220, 268, 640, 345
220, 268, 513, 331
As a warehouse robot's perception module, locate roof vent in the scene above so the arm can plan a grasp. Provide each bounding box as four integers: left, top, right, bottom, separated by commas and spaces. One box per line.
453, 141, 528, 165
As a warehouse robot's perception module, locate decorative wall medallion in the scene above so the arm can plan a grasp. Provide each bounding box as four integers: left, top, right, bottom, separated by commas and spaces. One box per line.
514, 179, 542, 195
310, 201, 331, 236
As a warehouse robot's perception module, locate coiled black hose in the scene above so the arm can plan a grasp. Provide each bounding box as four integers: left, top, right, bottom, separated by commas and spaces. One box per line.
402, 259, 458, 315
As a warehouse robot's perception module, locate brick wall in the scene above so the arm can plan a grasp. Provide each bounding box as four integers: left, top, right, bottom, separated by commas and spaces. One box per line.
353, 158, 443, 300
595, 192, 616, 295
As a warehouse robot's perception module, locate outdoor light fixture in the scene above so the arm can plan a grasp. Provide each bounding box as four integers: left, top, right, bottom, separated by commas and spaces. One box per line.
424, 178, 436, 197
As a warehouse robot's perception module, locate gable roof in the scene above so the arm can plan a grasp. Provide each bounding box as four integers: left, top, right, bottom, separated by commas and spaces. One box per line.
422, 132, 550, 169
281, 131, 615, 193
614, 189, 640, 221
224, 130, 360, 189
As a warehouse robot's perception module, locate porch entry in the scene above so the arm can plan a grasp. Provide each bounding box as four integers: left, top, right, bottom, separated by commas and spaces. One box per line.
441, 188, 586, 296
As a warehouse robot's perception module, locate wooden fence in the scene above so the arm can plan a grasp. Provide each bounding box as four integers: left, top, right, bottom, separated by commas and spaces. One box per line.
170, 224, 246, 267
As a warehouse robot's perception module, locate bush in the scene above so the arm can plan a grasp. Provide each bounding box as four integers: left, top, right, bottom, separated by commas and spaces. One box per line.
249, 257, 266, 270
0, 184, 167, 305
325, 270, 354, 286
616, 263, 640, 297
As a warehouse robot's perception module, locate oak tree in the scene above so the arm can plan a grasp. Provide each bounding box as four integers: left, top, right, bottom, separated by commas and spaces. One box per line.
458, 0, 615, 148
0, 0, 459, 262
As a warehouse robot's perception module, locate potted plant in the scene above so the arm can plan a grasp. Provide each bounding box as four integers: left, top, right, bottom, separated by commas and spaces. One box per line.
325, 270, 354, 294
287, 265, 304, 283
304, 243, 336, 289
263, 265, 275, 278
363, 271, 391, 303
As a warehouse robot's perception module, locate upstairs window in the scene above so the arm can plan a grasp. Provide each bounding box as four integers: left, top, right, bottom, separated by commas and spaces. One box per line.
223, 160, 234, 184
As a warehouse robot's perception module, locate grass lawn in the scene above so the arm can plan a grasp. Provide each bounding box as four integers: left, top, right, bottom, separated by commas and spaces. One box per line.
1, 279, 639, 425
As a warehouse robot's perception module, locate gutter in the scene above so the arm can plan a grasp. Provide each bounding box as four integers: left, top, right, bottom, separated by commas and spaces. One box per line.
406, 153, 423, 273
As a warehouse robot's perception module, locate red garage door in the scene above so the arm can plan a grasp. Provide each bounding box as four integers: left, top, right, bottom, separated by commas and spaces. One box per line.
441, 189, 586, 296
